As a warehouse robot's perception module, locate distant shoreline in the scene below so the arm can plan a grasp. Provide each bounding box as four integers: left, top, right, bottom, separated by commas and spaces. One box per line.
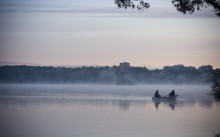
0, 65, 214, 84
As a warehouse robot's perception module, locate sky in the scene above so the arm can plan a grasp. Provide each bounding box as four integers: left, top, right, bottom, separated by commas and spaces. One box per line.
0, 0, 220, 68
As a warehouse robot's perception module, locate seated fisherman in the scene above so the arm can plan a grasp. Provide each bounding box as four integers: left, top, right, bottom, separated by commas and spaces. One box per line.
154, 90, 161, 98
168, 90, 175, 97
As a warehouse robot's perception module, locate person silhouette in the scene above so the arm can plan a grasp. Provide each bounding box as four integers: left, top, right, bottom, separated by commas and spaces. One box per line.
154, 90, 161, 98
168, 90, 175, 97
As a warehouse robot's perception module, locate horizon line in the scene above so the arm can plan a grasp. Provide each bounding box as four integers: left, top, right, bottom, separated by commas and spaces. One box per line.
0, 62, 218, 69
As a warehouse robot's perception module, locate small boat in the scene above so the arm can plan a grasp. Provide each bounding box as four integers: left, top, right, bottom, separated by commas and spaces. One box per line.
152, 95, 178, 101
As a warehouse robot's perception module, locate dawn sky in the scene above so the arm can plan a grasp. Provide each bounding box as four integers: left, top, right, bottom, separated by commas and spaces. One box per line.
0, 0, 220, 68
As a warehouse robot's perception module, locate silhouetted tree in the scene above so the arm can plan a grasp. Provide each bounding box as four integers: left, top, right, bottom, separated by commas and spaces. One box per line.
172, 0, 220, 16
114, 0, 220, 16
172, 0, 205, 14
0, 65, 214, 84
115, 0, 150, 11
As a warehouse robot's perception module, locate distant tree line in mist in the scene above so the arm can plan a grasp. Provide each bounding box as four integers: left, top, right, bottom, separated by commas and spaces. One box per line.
0, 65, 214, 84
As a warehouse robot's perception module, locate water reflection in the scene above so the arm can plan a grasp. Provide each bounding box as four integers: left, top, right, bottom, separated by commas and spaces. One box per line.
0, 84, 218, 111
115, 100, 130, 110
0, 96, 148, 111
1, 85, 220, 137
0, 93, 216, 111
153, 99, 177, 110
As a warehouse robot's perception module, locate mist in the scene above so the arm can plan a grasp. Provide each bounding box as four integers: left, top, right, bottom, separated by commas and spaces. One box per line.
0, 84, 214, 112
0, 80, 218, 137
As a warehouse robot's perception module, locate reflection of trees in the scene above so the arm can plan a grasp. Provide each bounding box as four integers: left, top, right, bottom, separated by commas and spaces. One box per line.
114, 0, 220, 16
115, 0, 150, 11
172, 0, 220, 16
117, 100, 130, 110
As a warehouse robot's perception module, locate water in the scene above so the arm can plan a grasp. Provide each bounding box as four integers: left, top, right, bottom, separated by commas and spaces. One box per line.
0, 84, 220, 137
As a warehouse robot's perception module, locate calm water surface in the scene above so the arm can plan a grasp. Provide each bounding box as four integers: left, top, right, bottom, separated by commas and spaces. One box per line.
0, 84, 220, 137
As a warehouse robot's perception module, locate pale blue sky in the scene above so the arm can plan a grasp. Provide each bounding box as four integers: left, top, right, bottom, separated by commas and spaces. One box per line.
0, 0, 220, 68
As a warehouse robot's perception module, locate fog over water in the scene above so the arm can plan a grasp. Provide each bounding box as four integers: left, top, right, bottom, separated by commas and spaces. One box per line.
1, 0, 219, 136
0, 84, 220, 137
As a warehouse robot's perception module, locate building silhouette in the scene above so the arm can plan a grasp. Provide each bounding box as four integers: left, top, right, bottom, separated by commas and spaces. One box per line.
119, 62, 130, 72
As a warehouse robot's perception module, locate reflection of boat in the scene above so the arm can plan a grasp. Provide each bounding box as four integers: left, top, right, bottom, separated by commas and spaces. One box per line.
152, 95, 178, 101
152, 95, 178, 110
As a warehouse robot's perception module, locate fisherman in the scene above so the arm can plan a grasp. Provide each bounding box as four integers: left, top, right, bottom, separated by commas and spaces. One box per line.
168, 90, 175, 97
154, 90, 161, 98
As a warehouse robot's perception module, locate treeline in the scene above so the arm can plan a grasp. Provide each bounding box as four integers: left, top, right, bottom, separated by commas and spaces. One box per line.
0, 65, 213, 84
212, 69, 220, 98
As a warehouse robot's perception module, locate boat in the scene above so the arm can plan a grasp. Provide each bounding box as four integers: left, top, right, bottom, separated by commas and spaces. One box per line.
152, 95, 178, 101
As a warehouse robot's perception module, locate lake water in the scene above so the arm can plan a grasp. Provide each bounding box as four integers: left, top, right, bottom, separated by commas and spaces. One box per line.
0, 84, 220, 137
